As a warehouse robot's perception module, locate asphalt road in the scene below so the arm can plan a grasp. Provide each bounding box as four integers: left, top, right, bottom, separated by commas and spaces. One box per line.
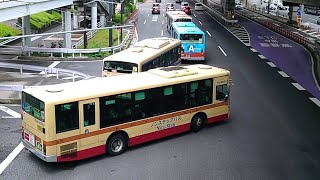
0, 0, 320, 179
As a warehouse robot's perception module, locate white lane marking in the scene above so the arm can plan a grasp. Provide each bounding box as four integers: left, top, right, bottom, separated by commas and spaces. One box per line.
199, 21, 202, 25
1, 116, 20, 119
315, 34, 320, 37
31, 36, 42, 42
206, 30, 212, 37
161, 30, 164, 36
163, 14, 165, 17
39, 61, 60, 75
152, 16, 158, 22
148, 14, 150, 16
0, 105, 20, 118
292, 83, 306, 90
267, 62, 277, 67
144, 20, 146, 24
278, 71, 289, 77
162, 20, 164, 24
308, 32, 317, 35
258, 54, 266, 59
0, 142, 24, 175
310, 98, 320, 107
193, 14, 197, 18
218, 46, 227, 56
250, 48, 258, 52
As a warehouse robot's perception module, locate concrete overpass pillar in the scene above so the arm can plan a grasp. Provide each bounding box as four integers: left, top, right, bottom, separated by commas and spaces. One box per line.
61, 11, 65, 31
22, 15, 31, 47
91, 2, 98, 29
73, 13, 78, 29
64, 8, 72, 49
100, 14, 106, 27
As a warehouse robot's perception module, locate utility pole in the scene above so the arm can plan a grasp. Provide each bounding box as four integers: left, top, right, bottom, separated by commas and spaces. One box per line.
83, 0, 88, 48
109, 0, 113, 47
120, 1, 123, 42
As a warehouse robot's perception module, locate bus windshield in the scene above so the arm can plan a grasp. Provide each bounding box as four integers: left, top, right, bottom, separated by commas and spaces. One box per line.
180, 34, 203, 43
104, 61, 138, 73
22, 92, 45, 122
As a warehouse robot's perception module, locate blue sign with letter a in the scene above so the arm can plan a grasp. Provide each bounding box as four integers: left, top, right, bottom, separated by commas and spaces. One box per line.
297, 8, 301, 16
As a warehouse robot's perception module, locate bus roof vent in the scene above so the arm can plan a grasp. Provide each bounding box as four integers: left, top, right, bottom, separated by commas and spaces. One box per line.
147, 40, 170, 49
148, 66, 198, 78
198, 65, 212, 70
131, 48, 143, 53
46, 86, 64, 93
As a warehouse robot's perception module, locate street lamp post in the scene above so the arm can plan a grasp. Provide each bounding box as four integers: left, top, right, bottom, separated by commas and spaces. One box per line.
120, 1, 123, 42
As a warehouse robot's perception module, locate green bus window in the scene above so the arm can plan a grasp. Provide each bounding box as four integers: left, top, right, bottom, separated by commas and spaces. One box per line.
164, 86, 173, 95
135, 92, 145, 101
55, 102, 79, 133
84, 102, 95, 127
190, 82, 198, 92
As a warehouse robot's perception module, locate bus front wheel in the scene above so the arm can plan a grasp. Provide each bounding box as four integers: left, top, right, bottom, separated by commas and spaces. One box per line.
107, 134, 128, 156
191, 114, 205, 132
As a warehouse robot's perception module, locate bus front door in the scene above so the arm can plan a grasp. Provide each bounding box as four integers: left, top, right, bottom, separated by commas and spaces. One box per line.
79, 99, 100, 148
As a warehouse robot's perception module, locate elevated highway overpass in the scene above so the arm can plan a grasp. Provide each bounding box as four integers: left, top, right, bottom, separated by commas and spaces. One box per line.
0, 0, 73, 22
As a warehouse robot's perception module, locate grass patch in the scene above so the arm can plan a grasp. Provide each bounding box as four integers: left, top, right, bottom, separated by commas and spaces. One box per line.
0, 23, 21, 38
79, 29, 122, 48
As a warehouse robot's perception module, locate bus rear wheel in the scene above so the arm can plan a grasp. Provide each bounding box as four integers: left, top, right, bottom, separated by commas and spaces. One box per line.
191, 114, 205, 132
107, 134, 128, 156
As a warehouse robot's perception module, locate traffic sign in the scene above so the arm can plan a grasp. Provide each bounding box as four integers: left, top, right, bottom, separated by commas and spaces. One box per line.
297, 7, 301, 16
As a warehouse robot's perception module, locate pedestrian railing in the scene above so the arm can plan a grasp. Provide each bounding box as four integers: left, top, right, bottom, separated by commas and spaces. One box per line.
0, 28, 131, 57
0, 62, 91, 81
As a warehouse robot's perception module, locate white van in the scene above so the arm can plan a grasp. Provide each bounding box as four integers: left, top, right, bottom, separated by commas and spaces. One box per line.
195, 3, 203, 11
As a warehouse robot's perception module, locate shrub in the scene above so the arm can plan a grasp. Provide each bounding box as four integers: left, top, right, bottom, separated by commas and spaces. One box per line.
17, 10, 62, 30
0, 23, 21, 37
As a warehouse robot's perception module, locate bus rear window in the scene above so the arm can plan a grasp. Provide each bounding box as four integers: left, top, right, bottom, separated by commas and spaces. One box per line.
175, 19, 192, 22
180, 34, 203, 43
22, 92, 45, 122
104, 61, 138, 73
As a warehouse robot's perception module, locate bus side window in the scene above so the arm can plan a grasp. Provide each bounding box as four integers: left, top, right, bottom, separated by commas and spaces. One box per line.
55, 102, 79, 133
188, 81, 199, 107
134, 91, 146, 120
216, 84, 228, 101
198, 80, 213, 105
83, 102, 95, 127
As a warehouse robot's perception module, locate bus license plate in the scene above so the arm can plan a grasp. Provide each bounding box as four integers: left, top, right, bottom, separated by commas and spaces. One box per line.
24, 131, 35, 147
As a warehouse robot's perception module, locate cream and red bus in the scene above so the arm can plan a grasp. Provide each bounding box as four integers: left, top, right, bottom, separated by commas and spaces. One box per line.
22, 64, 231, 162
166, 11, 192, 32
102, 37, 181, 77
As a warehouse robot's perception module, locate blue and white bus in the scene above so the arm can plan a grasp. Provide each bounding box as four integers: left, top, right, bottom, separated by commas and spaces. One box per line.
170, 22, 206, 61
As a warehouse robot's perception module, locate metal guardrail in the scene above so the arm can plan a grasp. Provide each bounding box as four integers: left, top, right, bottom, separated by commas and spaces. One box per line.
0, 28, 131, 56
0, 62, 93, 99
0, 62, 91, 81
73, 21, 103, 48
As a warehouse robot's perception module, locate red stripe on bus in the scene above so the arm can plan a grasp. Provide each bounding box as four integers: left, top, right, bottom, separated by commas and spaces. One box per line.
44, 102, 228, 146
57, 145, 105, 162
207, 114, 229, 124
56, 114, 229, 162
129, 123, 190, 146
